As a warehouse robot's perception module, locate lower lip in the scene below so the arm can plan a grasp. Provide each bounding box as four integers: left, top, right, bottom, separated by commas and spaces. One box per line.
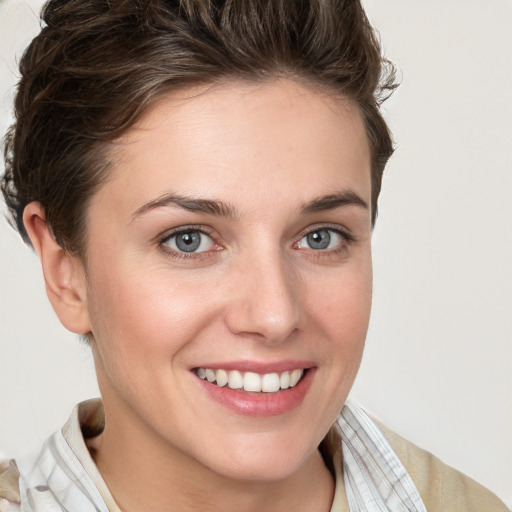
195, 369, 315, 417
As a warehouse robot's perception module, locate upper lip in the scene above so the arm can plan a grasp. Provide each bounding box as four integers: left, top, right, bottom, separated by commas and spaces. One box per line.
191, 360, 315, 373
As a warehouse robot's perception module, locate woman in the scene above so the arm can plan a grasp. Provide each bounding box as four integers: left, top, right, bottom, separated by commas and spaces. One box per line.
0, 1, 508, 511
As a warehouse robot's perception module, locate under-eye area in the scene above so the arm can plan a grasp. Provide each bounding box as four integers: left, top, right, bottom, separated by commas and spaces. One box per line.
194, 368, 309, 393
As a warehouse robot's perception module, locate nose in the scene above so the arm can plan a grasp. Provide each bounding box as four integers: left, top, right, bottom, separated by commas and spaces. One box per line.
224, 250, 301, 344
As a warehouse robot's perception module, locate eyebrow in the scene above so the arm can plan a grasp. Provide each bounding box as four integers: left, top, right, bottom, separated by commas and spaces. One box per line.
300, 191, 368, 214
132, 189, 368, 220
132, 193, 237, 219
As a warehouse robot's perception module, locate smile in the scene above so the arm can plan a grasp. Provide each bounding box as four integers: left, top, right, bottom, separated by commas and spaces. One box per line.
194, 368, 305, 393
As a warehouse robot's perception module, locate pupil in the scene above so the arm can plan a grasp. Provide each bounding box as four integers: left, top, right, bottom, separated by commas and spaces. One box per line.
176, 232, 200, 252
307, 230, 330, 250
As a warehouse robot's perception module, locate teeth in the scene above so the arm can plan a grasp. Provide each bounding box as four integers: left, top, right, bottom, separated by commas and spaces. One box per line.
228, 370, 243, 389
215, 369, 228, 387
261, 373, 280, 393
280, 371, 290, 389
243, 372, 261, 392
195, 367, 305, 393
290, 369, 302, 387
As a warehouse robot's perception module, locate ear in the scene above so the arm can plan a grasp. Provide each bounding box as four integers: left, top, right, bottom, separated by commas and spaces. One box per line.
23, 202, 91, 334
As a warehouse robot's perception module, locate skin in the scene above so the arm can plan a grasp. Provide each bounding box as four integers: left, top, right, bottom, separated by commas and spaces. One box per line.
24, 80, 373, 512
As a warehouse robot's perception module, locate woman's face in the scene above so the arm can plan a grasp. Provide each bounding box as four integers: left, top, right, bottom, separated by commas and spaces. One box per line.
81, 80, 373, 480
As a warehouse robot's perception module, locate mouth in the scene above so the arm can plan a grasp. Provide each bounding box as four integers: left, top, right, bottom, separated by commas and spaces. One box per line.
193, 367, 307, 393
191, 362, 315, 416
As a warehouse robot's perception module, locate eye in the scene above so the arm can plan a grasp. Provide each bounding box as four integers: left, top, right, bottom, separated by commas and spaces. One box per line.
163, 229, 215, 253
296, 228, 346, 251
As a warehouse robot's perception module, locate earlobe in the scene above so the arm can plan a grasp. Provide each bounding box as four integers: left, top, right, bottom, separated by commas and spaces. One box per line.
23, 202, 91, 335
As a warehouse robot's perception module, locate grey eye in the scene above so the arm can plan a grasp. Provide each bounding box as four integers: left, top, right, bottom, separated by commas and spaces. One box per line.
297, 229, 343, 251
306, 230, 330, 250
176, 232, 201, 252
164, 230, 214, 253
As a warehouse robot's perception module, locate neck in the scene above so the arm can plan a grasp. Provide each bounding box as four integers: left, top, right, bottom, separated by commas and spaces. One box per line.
91, 397, 335, 512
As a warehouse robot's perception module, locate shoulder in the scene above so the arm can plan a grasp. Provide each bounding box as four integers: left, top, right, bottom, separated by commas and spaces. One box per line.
374, 420, 509, 512
0, 459, 20, 512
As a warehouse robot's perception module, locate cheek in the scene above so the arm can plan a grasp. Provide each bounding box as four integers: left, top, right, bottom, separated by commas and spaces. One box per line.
305, 256, 372, 385
84, 263, 223, 423
85, 258, 215, 369
297, 259, 372, 438
309, 259, 372, 339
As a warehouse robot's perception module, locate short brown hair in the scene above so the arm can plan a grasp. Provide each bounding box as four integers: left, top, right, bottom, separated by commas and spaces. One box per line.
2, 0, 397, 255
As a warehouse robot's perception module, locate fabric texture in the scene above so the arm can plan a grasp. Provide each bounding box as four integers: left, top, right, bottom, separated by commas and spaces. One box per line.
0, 399, 508, 512
374, 420, 510, 512
339, 401, 426, 511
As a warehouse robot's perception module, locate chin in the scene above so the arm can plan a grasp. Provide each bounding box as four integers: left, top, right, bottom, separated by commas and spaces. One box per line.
195, 431, 319, 483
210, 456, 306, 483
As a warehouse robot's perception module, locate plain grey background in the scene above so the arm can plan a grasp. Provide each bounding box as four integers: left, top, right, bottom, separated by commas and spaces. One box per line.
0, 0, 511, 506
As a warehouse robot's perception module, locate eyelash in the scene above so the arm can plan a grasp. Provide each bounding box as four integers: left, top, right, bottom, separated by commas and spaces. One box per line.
295, 225, 356, 255
158, 224, 356, 260
159, 226, 220, 260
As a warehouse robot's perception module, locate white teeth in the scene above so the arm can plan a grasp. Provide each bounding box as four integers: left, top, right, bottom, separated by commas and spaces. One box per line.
215, 369, 228, 387
290, 369, 303, 387
243, 372, 262, 392
262, 373, 280, 393
196, 367, 306, 392
228, 370, 243, 389
205, 369, 216, 383
280, 371, 290, 389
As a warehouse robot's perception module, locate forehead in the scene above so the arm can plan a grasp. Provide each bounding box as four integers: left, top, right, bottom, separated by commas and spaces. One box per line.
95, 79, 371, 218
